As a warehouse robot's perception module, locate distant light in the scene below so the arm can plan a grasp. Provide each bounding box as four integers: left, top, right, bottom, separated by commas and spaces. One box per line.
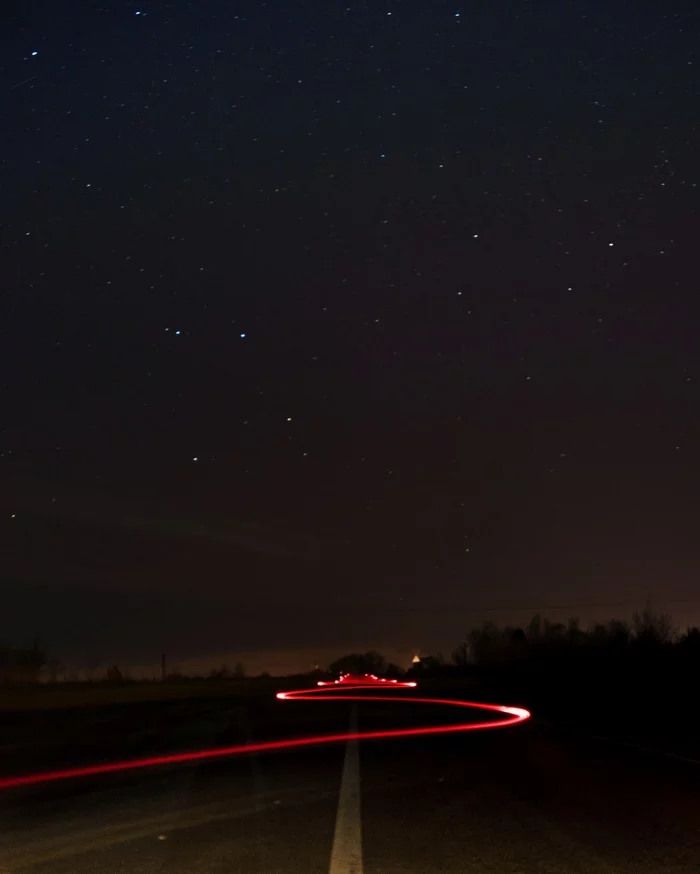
608, 242, 614, 247
239, 332, 247, 339
135, 10, 142, 14
286, 417, 292, 422
175, 329, 181, 335
31, 51, 38, 56
192, 457, 198, 462
10, 514, 16, 519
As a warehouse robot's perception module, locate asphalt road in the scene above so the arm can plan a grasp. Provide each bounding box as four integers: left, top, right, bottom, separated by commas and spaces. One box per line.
0, 689, 698, 873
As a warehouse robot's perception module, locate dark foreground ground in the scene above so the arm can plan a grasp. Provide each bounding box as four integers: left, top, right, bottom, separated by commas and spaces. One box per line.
0, 685, 698, 873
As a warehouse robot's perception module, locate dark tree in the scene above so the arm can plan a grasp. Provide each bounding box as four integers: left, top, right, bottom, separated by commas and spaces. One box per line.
328, 651, 386, 675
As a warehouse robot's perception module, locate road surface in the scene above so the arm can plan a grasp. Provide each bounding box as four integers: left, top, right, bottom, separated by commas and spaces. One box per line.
0, 688, 697, 872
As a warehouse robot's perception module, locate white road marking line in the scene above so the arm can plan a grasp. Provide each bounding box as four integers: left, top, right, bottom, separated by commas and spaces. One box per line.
236, 705, 270, 870
329, 703, 363, 874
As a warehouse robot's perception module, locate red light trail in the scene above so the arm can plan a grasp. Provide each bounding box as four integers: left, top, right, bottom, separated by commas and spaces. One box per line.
0, 679, 530, 791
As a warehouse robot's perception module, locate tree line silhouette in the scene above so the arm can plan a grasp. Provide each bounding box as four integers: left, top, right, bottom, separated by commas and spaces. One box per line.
3, 604, 698, 709
327, 604, 700, 742
0, 646, 251, 685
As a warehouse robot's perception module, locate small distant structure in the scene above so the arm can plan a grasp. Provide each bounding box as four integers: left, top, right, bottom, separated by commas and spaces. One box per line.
408, 652, 446, 676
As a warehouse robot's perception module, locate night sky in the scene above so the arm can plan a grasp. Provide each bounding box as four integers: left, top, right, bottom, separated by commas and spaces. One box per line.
3, 1, 700, 673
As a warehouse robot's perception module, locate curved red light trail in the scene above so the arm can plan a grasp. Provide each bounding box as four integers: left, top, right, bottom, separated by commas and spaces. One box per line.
0, 680, 530, 791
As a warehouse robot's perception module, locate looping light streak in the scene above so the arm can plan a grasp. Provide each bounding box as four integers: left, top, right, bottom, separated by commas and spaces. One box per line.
0, 681, 530, 791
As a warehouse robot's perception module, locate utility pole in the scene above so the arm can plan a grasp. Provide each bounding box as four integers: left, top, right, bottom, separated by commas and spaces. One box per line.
161, 653, 166, 681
